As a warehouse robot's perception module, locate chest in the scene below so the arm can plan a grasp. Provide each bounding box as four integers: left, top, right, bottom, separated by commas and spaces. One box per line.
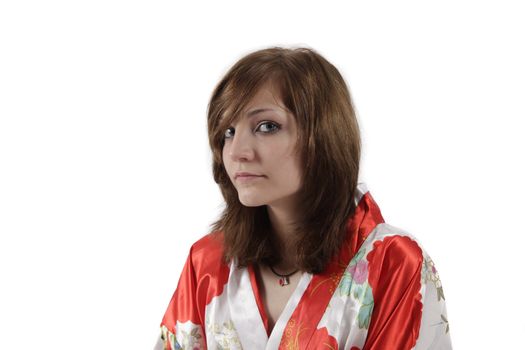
254, 266, 303, 333
202, 262, 370, 350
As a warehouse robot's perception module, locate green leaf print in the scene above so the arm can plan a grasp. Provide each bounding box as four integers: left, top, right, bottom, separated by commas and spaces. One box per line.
191, 327, 202, 339
352, 283, 363, 300
339, 272, 353, 296
350, 249, 365, 266
357, 283, 374, 329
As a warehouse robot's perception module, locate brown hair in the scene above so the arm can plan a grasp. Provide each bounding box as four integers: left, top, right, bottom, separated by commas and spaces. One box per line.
207, 47, 361, 273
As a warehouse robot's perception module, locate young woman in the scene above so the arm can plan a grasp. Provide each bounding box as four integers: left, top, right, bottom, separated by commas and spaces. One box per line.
156, 47, 452, 349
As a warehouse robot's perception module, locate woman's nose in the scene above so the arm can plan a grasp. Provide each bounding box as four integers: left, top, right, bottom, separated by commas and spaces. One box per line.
227, 125, 255, 162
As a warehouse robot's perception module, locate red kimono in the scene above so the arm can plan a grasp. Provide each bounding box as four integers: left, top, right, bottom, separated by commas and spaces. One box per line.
156, 183, 452, 349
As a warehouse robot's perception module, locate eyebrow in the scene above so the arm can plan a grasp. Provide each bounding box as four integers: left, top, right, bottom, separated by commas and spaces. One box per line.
220, 107, 282, 124
246, 108, 278, 117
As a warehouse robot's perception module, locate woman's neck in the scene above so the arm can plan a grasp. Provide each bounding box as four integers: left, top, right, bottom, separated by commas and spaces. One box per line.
266, 202, 299, 270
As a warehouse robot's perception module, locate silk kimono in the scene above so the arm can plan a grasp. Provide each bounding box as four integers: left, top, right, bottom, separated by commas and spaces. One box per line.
156, 183, 452, 349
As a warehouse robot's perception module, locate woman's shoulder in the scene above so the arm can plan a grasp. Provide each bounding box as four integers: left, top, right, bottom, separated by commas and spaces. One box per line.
362, 222, 431, 272
190, 230, 225, 255
187, 231, 229, 276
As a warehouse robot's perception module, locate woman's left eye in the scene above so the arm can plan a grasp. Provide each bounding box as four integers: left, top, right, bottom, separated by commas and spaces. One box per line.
255, 121, 280, 134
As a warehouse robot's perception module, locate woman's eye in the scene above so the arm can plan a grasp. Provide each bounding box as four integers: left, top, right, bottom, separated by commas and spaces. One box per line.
224, 127, 235, 139
223, 122, 280, 140
256, 121, 280, 134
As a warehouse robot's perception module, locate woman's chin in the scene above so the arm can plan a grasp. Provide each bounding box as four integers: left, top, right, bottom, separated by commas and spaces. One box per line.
238, 194, 265, 207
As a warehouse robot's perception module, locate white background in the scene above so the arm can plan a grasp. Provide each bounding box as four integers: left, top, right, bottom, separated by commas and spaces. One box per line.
1, 1, 523, 349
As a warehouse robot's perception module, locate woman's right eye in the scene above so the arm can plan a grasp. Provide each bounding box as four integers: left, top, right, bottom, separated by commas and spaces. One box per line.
224, 127, 235, 139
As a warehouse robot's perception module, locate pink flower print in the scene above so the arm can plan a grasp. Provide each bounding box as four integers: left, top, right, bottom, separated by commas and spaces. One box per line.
349, 260, 368, 284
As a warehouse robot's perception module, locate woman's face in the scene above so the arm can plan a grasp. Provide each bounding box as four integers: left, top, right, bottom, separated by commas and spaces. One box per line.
222, 81, 303, 210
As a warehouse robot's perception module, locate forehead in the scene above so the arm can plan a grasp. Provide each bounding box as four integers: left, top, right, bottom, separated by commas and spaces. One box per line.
245, 81, 284, 109
221, 80, 290, 124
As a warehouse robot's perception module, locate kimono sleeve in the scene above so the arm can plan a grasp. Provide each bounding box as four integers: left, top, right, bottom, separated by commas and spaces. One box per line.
155, 246, 206, 350
363, 235, 452, 350
413, 253, 452, 349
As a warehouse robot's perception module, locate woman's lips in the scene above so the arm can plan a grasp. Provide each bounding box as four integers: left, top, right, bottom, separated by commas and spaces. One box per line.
235, 175, 264, 183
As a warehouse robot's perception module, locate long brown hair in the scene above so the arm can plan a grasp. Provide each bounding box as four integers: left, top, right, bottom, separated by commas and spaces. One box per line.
207, 47, 361, 273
